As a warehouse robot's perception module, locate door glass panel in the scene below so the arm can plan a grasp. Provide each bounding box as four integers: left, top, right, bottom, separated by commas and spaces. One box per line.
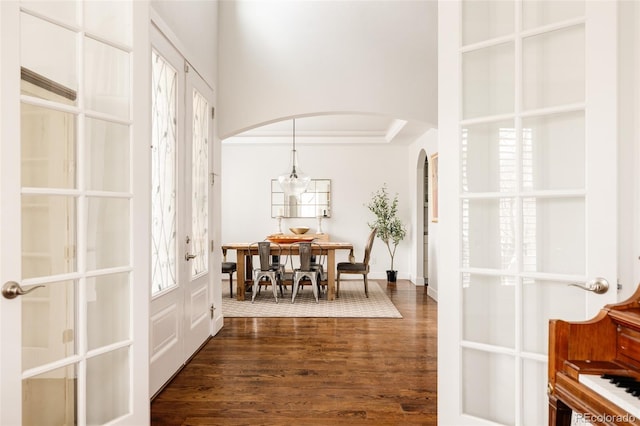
85, 118, 130, 192
523, 25, 584, 111
522, 0, 584, 30
523, 197, 585, 274
23, 364, 76, 426
84, 37, 130, 120
86, 197, 130, 271
87, 273, 130, 351
461, 120, 515, 193
21, 1, 77, 27
86, 347, 130, 424
20, 13, 77, 104
462, 349, 515, 425
461, 198, 517, 271
522, 359, 547, 426
21, 104, 76, 189
191, 89, 209, 276
462, 0, 513, 45
522, 279, 587, 354
522, 112, 585, 191
22, 195, 77, 279
462, 273, 515, 348
84, 1, 132, 47
463, 42, 514, 119
22, 280, 76, 371
151, 50, 178, 295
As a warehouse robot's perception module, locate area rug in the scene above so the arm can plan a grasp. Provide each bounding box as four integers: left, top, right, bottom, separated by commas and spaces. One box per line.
222, 280, 403, 318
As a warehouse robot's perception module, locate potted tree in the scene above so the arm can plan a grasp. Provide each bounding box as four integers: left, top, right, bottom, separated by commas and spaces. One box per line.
366, 184, 407, 283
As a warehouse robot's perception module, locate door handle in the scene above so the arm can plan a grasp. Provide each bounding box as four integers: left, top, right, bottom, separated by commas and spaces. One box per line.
185, 253, 197, 261
568, 277, 609, 294
2, 281, 45, 299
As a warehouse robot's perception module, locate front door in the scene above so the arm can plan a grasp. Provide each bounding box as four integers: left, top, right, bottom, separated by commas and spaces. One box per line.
438, 1, 618, 424
0, 1, 149, 425
149, 26, 214, 396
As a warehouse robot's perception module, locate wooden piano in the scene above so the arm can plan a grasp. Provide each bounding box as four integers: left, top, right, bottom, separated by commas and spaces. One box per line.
548, 285, 640, 425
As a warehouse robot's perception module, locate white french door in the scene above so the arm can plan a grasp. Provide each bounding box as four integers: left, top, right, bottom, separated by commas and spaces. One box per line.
438, 1, 617, 425
149, 26, 213, 397
0, 1, 149, 425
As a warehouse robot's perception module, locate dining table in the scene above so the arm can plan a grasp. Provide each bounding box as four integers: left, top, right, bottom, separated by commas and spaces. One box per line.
222, 240, 355, 301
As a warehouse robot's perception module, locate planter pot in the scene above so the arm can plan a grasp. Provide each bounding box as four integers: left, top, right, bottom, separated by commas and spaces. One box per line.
386, 270, 398, 283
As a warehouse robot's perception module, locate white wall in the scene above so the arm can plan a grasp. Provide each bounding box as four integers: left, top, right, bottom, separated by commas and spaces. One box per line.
217, 0, 439, 290
151, 0, 218, 85
221, 140, 422, 281
217, 0, 438, 138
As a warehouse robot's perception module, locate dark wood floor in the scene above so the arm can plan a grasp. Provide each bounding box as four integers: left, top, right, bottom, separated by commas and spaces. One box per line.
151, 280, 438, 425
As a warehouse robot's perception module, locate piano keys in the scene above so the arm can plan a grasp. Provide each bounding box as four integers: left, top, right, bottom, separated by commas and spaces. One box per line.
579, 374, 640, 418
548, 284, 640, 425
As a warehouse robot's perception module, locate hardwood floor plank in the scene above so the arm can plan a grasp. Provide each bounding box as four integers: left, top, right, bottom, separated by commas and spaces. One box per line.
151, 280, 437, 425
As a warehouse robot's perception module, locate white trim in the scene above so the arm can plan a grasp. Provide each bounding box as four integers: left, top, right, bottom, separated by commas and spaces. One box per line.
1, 1, 27, 423
129, 1, 151, 424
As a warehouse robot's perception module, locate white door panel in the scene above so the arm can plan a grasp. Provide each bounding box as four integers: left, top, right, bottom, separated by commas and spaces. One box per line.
1, 1, 149, 424
150, 26, 213, 396
439, 1, 617, 424
184, 66, 214, 358
150, 28, 185, 396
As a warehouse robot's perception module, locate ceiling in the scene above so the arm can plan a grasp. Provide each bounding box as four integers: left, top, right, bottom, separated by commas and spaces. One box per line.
222, 114, 432, 145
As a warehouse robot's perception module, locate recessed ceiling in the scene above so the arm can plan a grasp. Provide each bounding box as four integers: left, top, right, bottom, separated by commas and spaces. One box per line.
223, 114, 431, 145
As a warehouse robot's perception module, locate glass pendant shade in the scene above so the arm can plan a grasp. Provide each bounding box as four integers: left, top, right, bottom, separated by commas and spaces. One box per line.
278, 119, 310, 198
278, 150, 310, 198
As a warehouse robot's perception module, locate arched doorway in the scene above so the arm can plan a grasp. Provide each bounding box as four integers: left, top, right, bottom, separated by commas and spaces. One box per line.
414, 149, 429, 287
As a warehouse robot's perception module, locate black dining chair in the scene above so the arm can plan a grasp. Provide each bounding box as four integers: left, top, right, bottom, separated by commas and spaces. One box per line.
336, 228, 376, 298
221, 248, 237, 298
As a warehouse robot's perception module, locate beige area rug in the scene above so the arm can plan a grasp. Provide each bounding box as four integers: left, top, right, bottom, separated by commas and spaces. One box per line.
222, 280, 403, 318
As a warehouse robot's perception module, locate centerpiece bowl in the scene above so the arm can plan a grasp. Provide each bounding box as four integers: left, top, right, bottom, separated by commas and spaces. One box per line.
289, 226, 310, 235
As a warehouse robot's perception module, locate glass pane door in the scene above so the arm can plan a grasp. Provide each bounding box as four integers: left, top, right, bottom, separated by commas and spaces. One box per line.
2, 1, 135, 424
454, 1, 618, 424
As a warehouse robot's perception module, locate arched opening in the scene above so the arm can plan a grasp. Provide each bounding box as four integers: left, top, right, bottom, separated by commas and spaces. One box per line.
414, 149, 429, 286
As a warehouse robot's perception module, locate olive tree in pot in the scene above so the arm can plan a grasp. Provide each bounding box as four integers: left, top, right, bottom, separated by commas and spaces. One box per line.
366, 184, 407, 283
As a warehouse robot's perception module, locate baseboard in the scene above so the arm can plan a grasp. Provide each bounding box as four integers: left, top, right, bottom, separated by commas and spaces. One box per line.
426, 285, 438, 302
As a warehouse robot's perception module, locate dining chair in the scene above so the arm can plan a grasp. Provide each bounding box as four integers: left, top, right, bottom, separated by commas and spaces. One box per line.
221, 248, 237, 298
249, 241, 284, 303
290, 241, 323, 303
336, 228, 377, 298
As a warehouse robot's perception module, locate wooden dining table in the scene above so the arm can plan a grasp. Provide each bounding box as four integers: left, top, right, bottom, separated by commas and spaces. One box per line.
222, 241, 354, 301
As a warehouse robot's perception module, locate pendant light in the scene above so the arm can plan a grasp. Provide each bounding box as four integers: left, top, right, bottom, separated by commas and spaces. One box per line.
278, 118, 311, 198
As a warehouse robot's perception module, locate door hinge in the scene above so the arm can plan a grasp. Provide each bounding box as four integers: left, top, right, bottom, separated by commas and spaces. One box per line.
62, 328, 74, 343
210, 303, 215, 319
65, 245, 76, 261
210, 173, 215, 186
184, 63, 189, 73
211, 107, 215, 119
210, 240, 215, 253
